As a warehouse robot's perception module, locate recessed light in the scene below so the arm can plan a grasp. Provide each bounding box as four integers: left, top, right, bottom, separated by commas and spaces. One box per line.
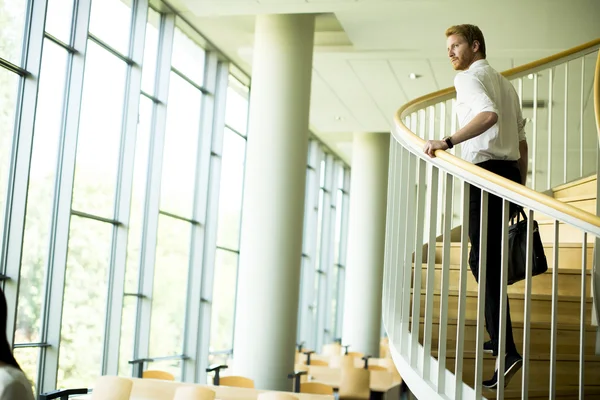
409, 73, 421, 80
335, 116, 344, 121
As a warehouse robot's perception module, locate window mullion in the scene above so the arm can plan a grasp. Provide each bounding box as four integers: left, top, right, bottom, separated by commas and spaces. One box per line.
182, 52, 223, 383
133, 12, 175, 365
38, 0, 91, 394
3, 0, 47, 348
102, 0, 149, 376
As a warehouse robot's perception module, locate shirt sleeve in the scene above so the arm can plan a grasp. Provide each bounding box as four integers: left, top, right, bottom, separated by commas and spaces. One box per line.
0, 381, 35, 400
517, 106, 527, 141
454, 72, 498, 115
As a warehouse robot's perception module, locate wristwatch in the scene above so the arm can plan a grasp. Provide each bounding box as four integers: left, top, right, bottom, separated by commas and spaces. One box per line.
443, 136, 454, 149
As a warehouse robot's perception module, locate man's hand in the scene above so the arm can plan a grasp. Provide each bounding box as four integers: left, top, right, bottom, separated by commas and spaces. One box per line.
423, 139, 449, 158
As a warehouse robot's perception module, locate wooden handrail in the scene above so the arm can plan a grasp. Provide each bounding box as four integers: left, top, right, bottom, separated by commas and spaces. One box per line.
393, 39, 600, 230
595, 47, 600, 141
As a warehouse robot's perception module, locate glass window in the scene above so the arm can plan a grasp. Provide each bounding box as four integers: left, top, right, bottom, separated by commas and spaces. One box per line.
160, 72, 202, 218
209, 249, 238, 354
16, 40, 68, 348
225, 77, 249, 135
45, 0, 75, 44
58, 216, 113, 388
149, 215, 191, 358
88, 0, 133, 56
216, 128, 245, 250
124, 95, 153, 293
141, 8, 160, 95
0, 68, 20, 257
171, 26, 205, 85
72, 41, 127, 218
0, 0, 27, 65
118, 296, 136, 375
13, 347, 39, 394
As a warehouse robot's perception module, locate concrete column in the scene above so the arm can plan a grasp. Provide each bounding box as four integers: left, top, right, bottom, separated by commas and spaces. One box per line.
232, 14, 315, 391
342, 132, 390, 357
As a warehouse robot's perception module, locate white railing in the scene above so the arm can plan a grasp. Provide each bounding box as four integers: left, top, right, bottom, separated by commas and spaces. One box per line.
383, 40, 600, 399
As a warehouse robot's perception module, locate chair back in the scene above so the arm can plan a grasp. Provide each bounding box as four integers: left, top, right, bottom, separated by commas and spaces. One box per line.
143, 370, 176, 381
329, 355, 354, 369
367, 365, 387, 371
257, 393, 298, 400
338, 368, 370, 400
346, 351, 364, 359
219, 376, 255, 388
308, 359, 328, 366
300, 382, 334, 395
173, 386, 216, 400
91, 376, 133, 400
322, 343, 342, 357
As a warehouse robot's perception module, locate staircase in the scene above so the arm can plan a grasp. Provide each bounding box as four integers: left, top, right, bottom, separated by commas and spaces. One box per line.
382, 39, 600, 400
414, 175, 600, 399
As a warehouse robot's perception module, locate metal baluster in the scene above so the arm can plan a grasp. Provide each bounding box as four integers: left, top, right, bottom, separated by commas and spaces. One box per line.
437, 173, 453, 393
497, 200, 511, 398
454, 181, 470, 400
579, 57, 585, 177
532, 73, 538, 190
564, 62, 569, 182
401, 154, 417, 355
521, 209, 535, 400
474, 191, 489, 399
394, 146, 409, 345
410, 158, 427, 368
423, 166, 439, 382
383, 141, 396, 333
579, 233, 587, 400
549, 220, 560, 398
547, 68, 554, 190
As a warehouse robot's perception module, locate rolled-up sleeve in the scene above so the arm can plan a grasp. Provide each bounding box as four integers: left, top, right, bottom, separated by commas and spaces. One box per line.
455, 73, 498, 115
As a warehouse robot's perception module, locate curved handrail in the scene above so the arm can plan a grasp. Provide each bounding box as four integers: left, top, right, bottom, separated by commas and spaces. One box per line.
595, 47, 600, 140
393, 39, 600, 235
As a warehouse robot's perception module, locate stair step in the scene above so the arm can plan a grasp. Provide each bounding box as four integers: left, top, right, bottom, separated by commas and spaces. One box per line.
537, 220, 596, 243
412, 290, 593, 325
416, 267, 592, 297
416, 319, 597, 356
553, 174, 597, 199
440, 351, 600, 394
432, 242, 593, 270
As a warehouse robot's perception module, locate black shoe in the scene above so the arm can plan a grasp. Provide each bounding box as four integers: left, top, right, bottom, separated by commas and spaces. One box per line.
483, 340, 495, 355
482, 353, 523, 390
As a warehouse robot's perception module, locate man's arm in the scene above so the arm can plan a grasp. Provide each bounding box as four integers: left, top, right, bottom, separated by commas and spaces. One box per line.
518, 139, 528, 185
423, 111, 497, 157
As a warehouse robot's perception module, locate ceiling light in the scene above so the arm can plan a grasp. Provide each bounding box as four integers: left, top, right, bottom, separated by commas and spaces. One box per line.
527, 73, 534, 80
409, 73, 421, 80
335, 116, 344, 121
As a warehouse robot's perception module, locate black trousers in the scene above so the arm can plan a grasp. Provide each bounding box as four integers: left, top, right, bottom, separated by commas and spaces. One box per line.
468, 159, 521, 357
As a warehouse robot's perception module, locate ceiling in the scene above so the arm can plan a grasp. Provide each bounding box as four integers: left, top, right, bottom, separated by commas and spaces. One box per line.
165, 0, 600, 164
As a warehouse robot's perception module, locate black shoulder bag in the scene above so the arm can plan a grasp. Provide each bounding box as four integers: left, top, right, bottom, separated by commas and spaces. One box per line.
507, 209, 548, 285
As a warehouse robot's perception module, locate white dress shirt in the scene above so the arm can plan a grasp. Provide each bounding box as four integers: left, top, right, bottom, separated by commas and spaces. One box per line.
454, 59, 526, 164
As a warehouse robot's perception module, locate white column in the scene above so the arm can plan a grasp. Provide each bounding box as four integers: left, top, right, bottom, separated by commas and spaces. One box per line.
342, 132, 390, 357
232, 14, 315, 391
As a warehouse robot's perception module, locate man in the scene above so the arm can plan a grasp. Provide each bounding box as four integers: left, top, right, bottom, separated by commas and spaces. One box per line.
423, 24, 527, 389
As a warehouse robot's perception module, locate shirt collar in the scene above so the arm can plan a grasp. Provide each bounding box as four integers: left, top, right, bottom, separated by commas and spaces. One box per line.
468, 59, 489, 70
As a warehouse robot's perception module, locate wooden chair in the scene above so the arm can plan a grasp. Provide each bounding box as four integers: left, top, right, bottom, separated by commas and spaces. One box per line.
329, 355, 354, 369
300, 382, 334, 395
294, 364, 309, 383
219, 376, 255, 388
308, 359, 328, 366
143, 370, 176, 381
322, 343, 342, 357
346, 351, 364, 359
173, 386, 216, 400
257, 392, 298, 400
339, 368, 370, 400
367, 365, 388, 371
91, 376, 133, 400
